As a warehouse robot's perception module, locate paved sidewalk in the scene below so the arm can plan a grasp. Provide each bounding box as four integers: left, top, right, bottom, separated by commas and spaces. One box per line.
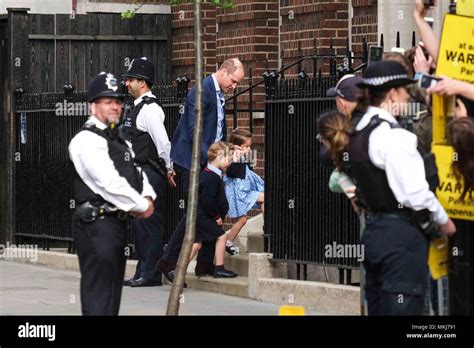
0, 261, 319, 315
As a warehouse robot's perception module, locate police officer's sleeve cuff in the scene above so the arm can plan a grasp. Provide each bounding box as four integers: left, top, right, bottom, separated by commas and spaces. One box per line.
434, 208, 449, 226
135, 198, 150, 213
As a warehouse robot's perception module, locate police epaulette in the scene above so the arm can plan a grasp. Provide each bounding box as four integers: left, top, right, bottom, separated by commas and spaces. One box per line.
141, 96, 161, 106
72, 122, 97, 137
80, 123, 108, 139
82, 122, 97, 130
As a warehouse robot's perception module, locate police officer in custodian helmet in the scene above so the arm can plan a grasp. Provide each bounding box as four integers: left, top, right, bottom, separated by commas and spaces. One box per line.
121, 57, 175, 287
69, 72, 156, 315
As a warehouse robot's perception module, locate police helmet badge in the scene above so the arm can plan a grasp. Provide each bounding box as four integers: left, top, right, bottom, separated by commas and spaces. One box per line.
105, 73, 118, 91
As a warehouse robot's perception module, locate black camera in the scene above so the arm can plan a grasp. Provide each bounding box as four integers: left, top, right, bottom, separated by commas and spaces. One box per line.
369, 46, 383, 64
418, 73, 440, 89
423, 0, 435, 8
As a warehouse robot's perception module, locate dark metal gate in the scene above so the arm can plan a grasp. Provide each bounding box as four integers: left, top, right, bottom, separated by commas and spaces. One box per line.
0, 18, 7, 244
2, 8, 173, 246
264, 71, 360, 269
13, 82, 187, 250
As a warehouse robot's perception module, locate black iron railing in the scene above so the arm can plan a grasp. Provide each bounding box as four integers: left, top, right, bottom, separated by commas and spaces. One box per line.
13, 81, 188, 251
263, 75, 360, 269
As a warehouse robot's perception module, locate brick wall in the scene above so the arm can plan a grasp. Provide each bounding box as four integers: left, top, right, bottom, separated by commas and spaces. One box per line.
216, 0, 279, 75
216, 0, 279, 180
351, 0, 378, 66
280, 0, 349, 77
169, 0, 378, 177
171, 3, 217, 79
170, 0, 379, 83
168, 0, 379, 229
171, 1, 279, 179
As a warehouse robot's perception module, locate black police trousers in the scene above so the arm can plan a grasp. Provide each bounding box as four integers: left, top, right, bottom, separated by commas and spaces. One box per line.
449, 219, 474, 315
161, 164, 215, 266
73, 214, 127, 315
131, 165, 165, 282
362, 212, 429, 315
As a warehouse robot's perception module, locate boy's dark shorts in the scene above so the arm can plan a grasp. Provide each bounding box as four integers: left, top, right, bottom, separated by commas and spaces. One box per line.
195, 213, 225, 244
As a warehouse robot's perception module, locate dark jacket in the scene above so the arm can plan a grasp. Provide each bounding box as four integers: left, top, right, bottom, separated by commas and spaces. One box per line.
198, 167, 229, 220
170, 75, 227, 170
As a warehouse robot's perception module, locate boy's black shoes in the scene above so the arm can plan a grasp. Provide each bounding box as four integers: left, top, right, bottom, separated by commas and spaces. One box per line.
213, 268, 238, 278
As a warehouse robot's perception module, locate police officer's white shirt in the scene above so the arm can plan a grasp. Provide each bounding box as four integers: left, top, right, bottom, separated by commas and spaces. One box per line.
69, 116, 156, 213
134, 91, 173, 171
356, 106, 449, 226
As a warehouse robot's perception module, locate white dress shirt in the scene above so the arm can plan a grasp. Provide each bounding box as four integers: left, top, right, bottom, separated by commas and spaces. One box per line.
134, 91, 173, 171
211, 74, 225, 143
356, 106, 448, 225
69, 116, 156, 213
207, 163, 222, 178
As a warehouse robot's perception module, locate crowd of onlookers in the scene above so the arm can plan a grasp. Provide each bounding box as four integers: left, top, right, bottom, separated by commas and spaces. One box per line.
315, 0, 472, 316
412, 0, 473, 198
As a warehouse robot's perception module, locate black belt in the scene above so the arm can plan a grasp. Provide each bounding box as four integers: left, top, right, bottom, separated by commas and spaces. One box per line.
367, 209, 412, 220
367, 208, 439, 240
75, 201, 128, 222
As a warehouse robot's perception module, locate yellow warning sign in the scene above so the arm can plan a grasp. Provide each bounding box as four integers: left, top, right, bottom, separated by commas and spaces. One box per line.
432, 13, 474, 222
457, 0, 474, 18
432, 144, 474, 221
436, 14, 474, 83
428, 236, 449, 280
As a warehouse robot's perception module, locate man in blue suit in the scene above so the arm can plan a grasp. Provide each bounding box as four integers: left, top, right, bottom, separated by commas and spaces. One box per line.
158, 58, 245, 280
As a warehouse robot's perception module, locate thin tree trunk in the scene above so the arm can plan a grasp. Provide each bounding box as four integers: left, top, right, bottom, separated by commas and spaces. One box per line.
166, 0, 203, 316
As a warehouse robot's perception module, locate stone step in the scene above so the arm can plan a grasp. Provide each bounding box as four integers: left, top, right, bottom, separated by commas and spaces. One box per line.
224, 252, 249, 277
164, 273, 249, 299
245, 230, 265, 253
232, 214, 263, 253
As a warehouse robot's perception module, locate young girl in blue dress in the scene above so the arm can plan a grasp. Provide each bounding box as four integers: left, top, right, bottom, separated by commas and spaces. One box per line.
224, 128, 264, 255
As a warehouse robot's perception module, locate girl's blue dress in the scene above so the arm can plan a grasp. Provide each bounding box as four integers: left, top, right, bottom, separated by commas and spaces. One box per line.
224, 163, 264, 218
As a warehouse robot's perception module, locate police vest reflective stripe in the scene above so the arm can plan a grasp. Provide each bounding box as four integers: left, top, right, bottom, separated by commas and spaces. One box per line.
121, 96, 161, 165
73, 123, 143, 204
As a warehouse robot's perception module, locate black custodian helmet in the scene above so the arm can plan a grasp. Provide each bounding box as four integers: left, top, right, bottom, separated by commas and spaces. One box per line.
87, 72, 124, 102
122, 57, 155, 85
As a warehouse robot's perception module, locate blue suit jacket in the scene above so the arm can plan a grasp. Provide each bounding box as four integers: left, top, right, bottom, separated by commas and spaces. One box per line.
171, 75, 227, 170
